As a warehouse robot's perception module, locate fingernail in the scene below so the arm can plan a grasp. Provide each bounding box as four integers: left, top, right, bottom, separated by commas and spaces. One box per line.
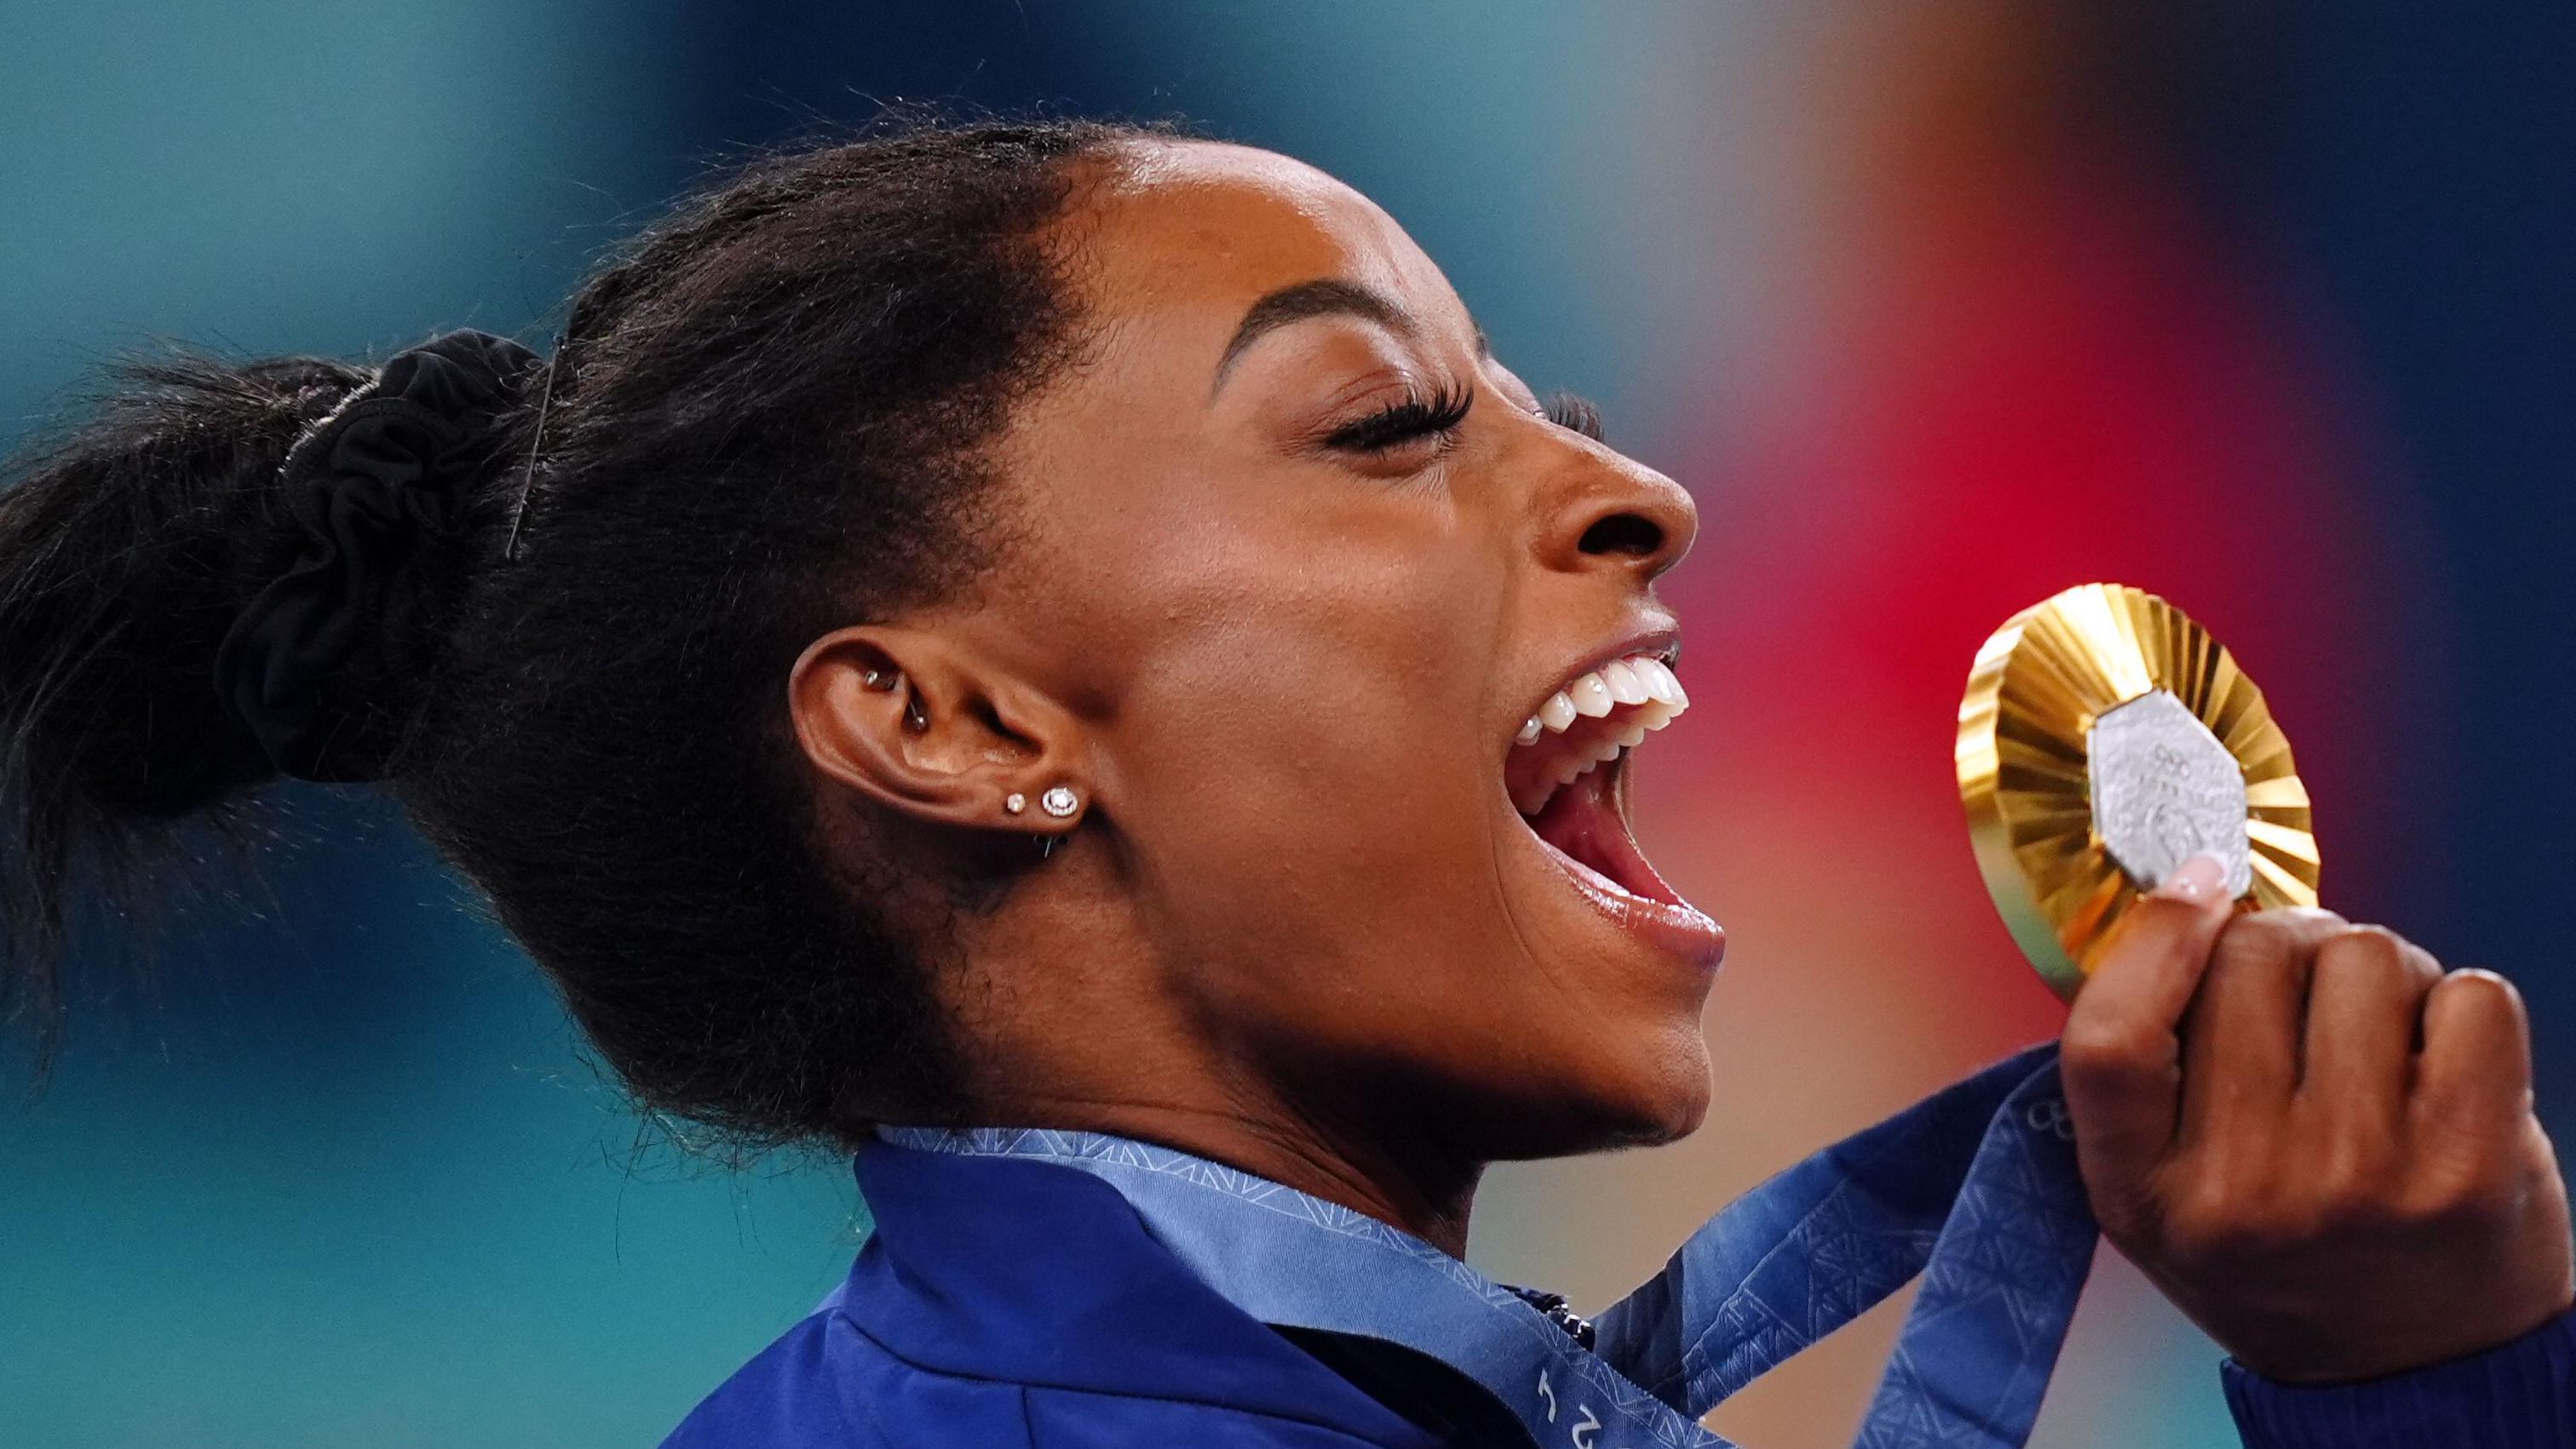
2154, 854, 2227, 903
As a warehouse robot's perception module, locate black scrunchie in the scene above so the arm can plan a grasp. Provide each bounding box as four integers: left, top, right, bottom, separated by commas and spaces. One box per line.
213, 329, 540, 782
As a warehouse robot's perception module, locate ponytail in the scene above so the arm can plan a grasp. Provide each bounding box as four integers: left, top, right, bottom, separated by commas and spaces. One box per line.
1, 118, 1142, 1142
0, 353, 371, 1059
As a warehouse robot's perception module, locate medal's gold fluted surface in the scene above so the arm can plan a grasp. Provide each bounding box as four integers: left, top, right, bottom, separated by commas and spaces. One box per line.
1956, 584, 2320, 998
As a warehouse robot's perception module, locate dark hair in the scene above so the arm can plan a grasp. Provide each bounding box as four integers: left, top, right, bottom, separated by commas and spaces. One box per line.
0, 115, 1150, 1145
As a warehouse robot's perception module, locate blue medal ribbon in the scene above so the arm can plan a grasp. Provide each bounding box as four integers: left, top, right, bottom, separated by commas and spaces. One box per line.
883, 1041, 2096, 1448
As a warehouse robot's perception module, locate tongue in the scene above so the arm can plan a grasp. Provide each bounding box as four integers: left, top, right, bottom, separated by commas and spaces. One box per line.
1526, 767, 1684, 906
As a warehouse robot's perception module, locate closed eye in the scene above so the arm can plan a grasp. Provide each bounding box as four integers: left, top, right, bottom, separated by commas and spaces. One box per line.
1325, 384, 1474, 453
1544, 391, 1605, 443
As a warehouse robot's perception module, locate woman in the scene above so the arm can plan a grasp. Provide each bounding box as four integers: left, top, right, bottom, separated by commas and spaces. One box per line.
3, 117, 2568, 1447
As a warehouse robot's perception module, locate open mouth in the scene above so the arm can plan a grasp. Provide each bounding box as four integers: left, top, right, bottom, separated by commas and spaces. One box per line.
1504, 652, 1693, 911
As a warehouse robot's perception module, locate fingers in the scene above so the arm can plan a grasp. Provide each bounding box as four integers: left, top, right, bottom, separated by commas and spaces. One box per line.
2301, 926, 2442, 1132
2178, 909, 2347, 1147
2061, 856, 2237, 1198
2418, 968, 2535, 1140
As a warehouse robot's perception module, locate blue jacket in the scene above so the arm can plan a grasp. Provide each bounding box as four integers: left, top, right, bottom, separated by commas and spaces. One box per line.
664, 1141, 2576, 1447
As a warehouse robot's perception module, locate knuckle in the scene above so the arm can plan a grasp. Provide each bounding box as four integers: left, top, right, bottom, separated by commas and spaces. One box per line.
2211, 913, 2285, 961
2309, 1165, 2406, 1237
2410, 1124, 2533, 1218
2213, 909, 2337, 971
2310, 1126, 2400, 1211
2060, 1022, 2168, 1089
2406, 1161, 2518, 1233
2320, 924, 2408, 974
2158, 1171, 2309, 1267
2236, 906, 2344, 943
2418, 1083, 2533, 1146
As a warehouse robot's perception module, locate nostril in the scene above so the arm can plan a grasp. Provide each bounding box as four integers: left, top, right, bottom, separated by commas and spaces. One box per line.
1578, 511, 1664, 558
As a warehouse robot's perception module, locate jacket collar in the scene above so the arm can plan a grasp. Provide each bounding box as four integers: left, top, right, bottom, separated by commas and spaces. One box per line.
846, 1140, 1442, 1447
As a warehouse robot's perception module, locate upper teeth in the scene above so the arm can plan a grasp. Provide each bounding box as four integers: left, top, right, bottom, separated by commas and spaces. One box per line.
1510, 654, 1690, 814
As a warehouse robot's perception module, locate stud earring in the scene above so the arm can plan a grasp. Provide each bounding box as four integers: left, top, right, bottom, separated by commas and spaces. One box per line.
1039, 785, 1079, 819
860, 665, 899, 691
1003, 792, 1026, 815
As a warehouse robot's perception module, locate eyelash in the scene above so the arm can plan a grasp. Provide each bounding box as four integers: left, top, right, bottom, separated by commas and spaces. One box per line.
1545, 390, 1607, 443
1325, 384, 1474, 453
1321, 386, 1609, 454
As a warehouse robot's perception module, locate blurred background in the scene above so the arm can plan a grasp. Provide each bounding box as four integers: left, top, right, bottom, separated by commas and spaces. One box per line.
3, 3, 2568, 1445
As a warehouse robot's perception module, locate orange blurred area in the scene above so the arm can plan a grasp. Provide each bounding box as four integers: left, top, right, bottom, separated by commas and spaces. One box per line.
1475, 5, 2458, 1444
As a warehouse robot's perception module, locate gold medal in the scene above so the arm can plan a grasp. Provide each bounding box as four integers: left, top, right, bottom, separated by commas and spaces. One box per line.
1956, 584, 2320, 999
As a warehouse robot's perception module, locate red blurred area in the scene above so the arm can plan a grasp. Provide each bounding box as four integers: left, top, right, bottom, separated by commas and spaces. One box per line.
1584, 8, 2434, 1441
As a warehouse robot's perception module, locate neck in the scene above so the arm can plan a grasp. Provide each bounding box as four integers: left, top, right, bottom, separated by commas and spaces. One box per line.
1032, 1093, 1486, 1256
950, 898, 1486, 1255
963, 1040, 1487, 1254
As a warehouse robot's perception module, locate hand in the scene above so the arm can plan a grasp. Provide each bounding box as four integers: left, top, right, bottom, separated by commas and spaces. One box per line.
2059, 855, 2574, 1383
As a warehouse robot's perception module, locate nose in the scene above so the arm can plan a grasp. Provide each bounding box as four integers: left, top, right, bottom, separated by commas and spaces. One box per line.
1533, 440, 1699, 585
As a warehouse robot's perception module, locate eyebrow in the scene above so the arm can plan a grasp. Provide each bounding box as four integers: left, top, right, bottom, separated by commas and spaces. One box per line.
1210, 278, 1492, 394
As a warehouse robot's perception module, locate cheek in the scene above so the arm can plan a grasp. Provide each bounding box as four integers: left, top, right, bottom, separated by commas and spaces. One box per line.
1090, 581, 1718, 1143
1092, 492, 1504, 902
1118, 607, 1503, 964
1095, 529, 1522, 997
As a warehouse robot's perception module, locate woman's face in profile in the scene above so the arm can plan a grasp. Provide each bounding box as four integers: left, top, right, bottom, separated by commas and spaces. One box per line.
935, 140, 1719, 1155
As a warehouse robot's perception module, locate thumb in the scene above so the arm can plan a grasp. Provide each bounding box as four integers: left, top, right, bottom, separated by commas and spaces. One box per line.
2060, 855, 2235, 1205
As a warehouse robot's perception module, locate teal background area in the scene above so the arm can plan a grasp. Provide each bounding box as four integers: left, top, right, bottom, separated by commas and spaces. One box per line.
2, 8, 857, 1443
3, 805, 866, 1448
5, 3, 2568, 1446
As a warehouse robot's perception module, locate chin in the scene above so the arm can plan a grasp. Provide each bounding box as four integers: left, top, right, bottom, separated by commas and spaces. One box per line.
1475, 1021, 1715, 1161
1599, 1025, 1716, 1147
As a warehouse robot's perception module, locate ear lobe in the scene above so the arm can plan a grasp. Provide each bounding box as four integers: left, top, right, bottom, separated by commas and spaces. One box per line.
788, 625, 1084, 832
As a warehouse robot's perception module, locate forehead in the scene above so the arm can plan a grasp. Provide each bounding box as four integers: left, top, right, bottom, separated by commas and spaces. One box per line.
1059, 140, 1463, 344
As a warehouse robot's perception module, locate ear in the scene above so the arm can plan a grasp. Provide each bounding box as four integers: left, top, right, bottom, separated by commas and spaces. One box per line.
788, 624, 1091, 834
